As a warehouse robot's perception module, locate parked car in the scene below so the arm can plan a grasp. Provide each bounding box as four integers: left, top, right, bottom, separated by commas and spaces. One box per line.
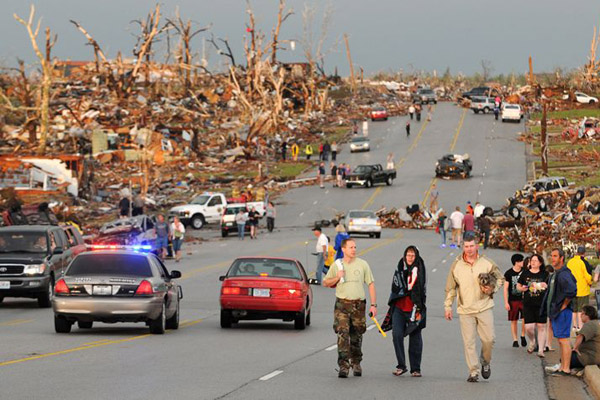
435, 154, 472, 179
0, 225, 75, 307
345, 210, 381, 238
169, 192, 265, 230
219, 257, 317, 329
562, 92, 598, 104
346, 164, 396, 188
461, 86, 498, 100
470, 96, 495, 114
95, 215, 157, 247
501, 104, 523, 122
412, 88, 437, 104
369, 106, 388, 121
52, 248, 182, 334
349, 136, 370, 152
520, 176, 572, 197
221, 204, 251, 237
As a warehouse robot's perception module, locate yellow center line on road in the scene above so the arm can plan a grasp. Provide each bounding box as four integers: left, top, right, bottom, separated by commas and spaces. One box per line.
0, 318, 204, 368
0, 319, 33, 327
358, 232, 403, 256
82, 339, 112, 346
421, 108, 467, 207
361, 187, 382, 210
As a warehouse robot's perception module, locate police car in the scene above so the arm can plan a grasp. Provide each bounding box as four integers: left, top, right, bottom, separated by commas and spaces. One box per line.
52, 245, 183, 334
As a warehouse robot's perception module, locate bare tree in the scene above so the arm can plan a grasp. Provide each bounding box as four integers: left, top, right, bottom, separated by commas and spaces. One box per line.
480, 59, 494, 82
14, 5, 56, 154
270, 0, 294, 64
70, 20, 108, 73
208, 34, 237, 67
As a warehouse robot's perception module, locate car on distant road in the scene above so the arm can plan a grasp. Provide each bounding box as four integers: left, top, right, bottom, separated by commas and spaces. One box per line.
369, 106, 388, 121
346, 164, 396, 188
435, 154, 473, 179
412, 88, 437, 104
562, 91, 598, 104
219, 257, 316, 330
461, 86, 499, 100
345, 210, 381, 238
501, 104, 523, 122
0, 225, 76, 307
52, 247, 183, 334
349, 136, 370, 152
470, 96, 495, 114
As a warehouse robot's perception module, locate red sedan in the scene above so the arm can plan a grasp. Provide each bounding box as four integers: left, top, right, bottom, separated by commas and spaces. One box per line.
219, 257, 317, 330
369, 106, 388, 121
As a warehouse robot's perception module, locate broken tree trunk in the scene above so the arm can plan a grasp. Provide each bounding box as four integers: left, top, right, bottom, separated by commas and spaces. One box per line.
343, 34, 355, 93
541, 100, 548, 175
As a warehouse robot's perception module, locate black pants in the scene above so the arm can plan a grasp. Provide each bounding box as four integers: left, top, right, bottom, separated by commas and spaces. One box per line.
267, 217, 274, 232
416, 113, 421, 121
392, 307, 423, 372
571, 352, 584, 369
332, 151, 337, 161
482, 229, 490, 249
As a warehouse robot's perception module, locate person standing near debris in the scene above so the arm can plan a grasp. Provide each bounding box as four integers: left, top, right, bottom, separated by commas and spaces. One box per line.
266, 201, 276, 233
444, 234, 504, 383
323, 238, 377, 378
466, 201, 474, 215
305, 144, 314, 160
330, 162, 338, 186
312, 226, 329, 284
429, 184, 439, 213
494, 105, 500, 121
323, 141, 331, 162
170, 216, 185, 262
405, 121, 411, 137
462, 210, 475, 240
334, 224, 350, 260
473, 202, 485, 219
248, 206, 259, 239
567, 247, 593, 330
132, 194, 144, 216
154, 214, 170, 260
362, 119, 369, 136
331, 141, 339, 161
408, 104, 415, 120
119, 196, 131, 219
386, 153, 395, 170
281, 141, 288, 161
517, 254, 549, 357
235, 208, 248, 240
504, 254, 527, 348
478, 213, 491, 249
427, 103, 433, 121
450, 206, 464, 248
388, 245, 427, 377
415, 104, 422, 122
319, 143, 324, 161
336, 163, 344, 188
437, 210, 447, 248
318, 162, 326, 189
291, 143, 299, 161
544, 248, 577, 376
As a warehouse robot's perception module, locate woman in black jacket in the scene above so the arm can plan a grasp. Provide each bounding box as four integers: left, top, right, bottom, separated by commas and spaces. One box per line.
389, 245, 427, 377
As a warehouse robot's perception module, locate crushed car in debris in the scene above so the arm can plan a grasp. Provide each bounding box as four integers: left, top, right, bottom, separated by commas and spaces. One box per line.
435, 154, 472, 179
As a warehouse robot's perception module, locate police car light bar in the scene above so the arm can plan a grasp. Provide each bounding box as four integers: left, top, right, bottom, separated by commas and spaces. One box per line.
89, 244, 153, 252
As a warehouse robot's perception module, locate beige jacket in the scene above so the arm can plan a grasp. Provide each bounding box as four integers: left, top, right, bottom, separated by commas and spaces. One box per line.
444, 253, 504, 315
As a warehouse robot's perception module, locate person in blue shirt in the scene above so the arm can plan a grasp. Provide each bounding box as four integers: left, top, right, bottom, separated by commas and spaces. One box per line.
334, 223, 350, 260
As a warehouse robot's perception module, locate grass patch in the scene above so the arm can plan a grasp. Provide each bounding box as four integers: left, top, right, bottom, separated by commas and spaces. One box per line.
528, 125, 563, 134
270, 161, 311, 179
531, 108, 600, 120
531, 141, 600, 155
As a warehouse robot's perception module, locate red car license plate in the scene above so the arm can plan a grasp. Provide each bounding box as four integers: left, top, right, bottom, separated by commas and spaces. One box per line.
253, 288, 270, 297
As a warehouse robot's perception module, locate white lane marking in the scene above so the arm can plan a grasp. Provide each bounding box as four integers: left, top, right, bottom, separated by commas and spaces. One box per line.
478, 191, 482, 196
259, 370, 284, 381
325, 345, 338, 351
450, 252, 455, 256
313, 201, 318, 205
484, 165, 488, 169
442, 259, 447, 263
432, 268, 437, 272
482, 173, 486, 177
325, 190, 329, 194
299, 212, 304, 217
367, 324, 376, 331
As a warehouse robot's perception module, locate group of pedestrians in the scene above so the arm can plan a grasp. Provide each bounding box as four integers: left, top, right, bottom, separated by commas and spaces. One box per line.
280, 140, 338, 162
235, 203, 276, 240
153, 214, 185, 262
438, 201, 491, 249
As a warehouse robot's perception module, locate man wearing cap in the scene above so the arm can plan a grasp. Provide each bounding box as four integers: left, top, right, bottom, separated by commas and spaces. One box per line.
313, 226, 329, 284
567, 246, 593, 330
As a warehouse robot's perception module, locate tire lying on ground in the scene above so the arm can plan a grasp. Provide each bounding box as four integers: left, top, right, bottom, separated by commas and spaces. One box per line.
574, 190, 585, 203
537, 198, 548, 212
507, 206, 521, 219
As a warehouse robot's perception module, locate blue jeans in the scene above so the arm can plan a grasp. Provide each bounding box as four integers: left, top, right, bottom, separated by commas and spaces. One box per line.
392, 307, 423, 372
440, 229, 446, 245
316, 253, 325, 283
237, 223, 245, 240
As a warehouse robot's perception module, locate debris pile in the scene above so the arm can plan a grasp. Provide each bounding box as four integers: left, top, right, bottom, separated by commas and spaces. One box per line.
375, 205, 437, 230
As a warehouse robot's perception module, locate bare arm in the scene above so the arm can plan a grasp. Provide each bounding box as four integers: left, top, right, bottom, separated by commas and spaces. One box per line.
573, 334, 585, 353
503, 281, 510, 310
368, 282, 377, 317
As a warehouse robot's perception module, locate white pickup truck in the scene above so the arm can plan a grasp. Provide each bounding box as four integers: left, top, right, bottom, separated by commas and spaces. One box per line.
169, 192, 266, 230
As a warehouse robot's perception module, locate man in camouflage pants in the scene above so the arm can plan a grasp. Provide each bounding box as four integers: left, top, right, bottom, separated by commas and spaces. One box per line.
324, 238, 377, 378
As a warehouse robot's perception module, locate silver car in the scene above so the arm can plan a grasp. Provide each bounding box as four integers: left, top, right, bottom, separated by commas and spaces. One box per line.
349, 136, 370, 152
52, 249, 182, 334
346, 210, 382, 238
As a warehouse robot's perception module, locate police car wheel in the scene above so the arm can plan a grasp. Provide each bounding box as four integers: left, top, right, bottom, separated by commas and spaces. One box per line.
54, 316, 72, 333
149, 303, 166, 334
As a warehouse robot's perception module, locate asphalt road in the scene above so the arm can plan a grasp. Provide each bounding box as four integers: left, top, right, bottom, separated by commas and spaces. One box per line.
0, 103, 574, 399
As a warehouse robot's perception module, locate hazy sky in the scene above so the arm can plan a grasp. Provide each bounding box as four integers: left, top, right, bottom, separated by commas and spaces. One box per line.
1, 0, 599, 77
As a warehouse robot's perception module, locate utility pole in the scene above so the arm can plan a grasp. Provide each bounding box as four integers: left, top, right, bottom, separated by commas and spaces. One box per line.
343, 34, 355, 93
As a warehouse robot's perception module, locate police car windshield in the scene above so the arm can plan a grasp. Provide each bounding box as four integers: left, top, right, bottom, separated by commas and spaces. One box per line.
67, 254, 153, 277
191, 195, 211, 205
0, 232, 47, 253
228, 259, 301, 280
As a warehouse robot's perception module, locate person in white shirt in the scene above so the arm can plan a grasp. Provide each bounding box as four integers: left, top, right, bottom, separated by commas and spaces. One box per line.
450, 206, 465, 248
474, 202, 485, 219
313, 226, 329, 284
362, 119, 369, 136
170, 216, 186, 262
408, 105, 415, 120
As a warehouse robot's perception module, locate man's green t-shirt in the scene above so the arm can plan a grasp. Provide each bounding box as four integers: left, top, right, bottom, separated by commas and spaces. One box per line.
578, 321, 600, 366
324, 257, 374, 300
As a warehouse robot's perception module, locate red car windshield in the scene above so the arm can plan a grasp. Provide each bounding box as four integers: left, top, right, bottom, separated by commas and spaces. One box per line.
228, 259, 301, 280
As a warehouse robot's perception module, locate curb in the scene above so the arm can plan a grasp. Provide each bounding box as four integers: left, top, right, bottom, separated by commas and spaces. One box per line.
584, 365, 600, 398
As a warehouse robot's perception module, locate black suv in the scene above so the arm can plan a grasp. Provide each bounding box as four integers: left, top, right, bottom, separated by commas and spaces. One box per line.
0, 225, 75, 307
461, 86, 498, 100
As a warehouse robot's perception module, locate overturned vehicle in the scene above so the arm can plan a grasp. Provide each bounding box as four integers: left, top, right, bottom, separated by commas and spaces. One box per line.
435, 154, 472, 179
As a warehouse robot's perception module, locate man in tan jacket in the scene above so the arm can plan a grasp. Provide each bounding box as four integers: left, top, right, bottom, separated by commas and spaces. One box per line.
444, 234, 504, 382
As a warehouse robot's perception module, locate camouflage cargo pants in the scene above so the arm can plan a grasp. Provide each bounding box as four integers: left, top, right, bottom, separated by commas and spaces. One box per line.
333, 298, 366, 370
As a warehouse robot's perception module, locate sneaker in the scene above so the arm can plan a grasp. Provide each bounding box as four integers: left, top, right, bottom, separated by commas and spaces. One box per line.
521, 336, 527, 347
450, 244, 457, 249
338, 369, 348, 378
441, 244, 447, 248
467, 374, 479, 383
352, 364, 362, 377
481, 364, 491, 379
512, 340, 519, 348
545, 364, 561, 373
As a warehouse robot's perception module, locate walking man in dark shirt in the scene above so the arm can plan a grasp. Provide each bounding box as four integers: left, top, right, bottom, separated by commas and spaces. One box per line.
503, 254, 527, 348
